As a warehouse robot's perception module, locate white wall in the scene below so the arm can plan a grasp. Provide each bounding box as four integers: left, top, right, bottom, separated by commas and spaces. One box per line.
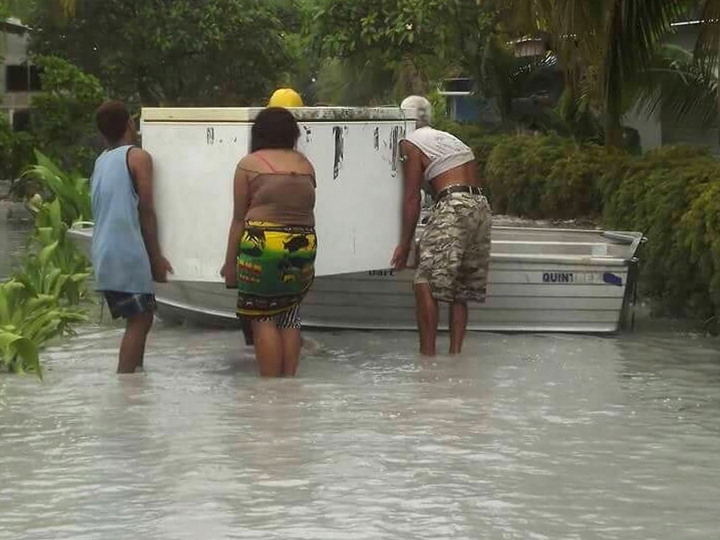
1, 23, 33, 117
623, 101, 662, 153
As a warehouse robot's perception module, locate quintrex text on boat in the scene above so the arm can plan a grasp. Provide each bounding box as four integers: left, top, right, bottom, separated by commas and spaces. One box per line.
543, 272, 575, 283
542, 271, 624, 287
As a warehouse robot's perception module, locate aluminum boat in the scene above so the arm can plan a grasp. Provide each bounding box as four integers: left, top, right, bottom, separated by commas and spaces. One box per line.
69, 223, 644, 333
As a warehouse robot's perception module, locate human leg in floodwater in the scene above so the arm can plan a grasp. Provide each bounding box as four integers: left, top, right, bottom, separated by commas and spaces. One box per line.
450, 195, 491, 354
449, 302, 468, 355
281, 330, 302, 375
248, 324, 302, 377
234, 222, 316, 377
250, 320, 284, 377
118, 311, 154, 373
413, 195, 467, 356
414, 282, 439, 356
414, 193, 491, 355
249, 306, 303, 377
103, 291, 156, 373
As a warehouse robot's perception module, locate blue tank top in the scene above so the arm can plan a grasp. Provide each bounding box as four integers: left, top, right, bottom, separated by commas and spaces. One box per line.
90, 146, 154, 294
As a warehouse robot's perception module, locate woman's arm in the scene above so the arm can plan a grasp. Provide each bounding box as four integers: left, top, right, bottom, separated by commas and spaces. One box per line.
221, 165, 249, 287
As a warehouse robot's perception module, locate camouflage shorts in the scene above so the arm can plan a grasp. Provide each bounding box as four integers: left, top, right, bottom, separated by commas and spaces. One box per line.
415, 192, 492, 303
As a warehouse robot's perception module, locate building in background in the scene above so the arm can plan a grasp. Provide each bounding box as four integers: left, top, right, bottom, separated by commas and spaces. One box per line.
439, 37, 561, 126
1, 17, 40, 130
439, 78, 485, 124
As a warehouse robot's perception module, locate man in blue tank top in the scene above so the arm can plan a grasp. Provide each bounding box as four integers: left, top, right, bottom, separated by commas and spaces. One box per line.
90, 101, 173, 373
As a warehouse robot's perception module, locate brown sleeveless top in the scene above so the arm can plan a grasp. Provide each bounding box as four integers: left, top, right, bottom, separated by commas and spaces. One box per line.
243, 169, 316, 227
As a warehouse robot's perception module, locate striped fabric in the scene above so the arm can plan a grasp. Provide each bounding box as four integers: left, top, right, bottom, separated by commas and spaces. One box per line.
258, 304, 301, 329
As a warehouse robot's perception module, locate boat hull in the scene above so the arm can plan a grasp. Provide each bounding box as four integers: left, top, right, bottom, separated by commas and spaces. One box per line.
69, 225, 643, 333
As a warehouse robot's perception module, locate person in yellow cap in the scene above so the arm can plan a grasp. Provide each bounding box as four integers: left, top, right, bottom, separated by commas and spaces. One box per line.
268, 88, 304, 108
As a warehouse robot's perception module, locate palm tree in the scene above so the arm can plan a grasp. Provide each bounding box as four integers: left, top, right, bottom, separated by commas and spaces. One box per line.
689, 2, 720, 127
630, 2, 720, 143
633, 44, 718, 128
487, 0, 689, 147
58, 0, 75, 15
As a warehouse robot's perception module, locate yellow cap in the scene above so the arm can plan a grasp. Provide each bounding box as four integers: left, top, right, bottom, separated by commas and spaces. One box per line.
268, 88, 304, 108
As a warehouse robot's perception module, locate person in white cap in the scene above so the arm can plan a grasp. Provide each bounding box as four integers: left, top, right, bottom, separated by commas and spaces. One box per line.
391, 95, 492, 357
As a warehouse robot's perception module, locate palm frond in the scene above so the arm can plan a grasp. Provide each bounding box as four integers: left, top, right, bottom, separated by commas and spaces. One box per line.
693, 0, 720, 77
633, 44, 718, 127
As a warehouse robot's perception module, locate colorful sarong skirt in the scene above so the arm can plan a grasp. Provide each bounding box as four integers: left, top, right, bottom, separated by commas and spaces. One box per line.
236, 221, 317, 319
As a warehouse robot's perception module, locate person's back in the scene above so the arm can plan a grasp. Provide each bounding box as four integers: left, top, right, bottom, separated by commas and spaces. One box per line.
403, 126, 475, 185
91, 146, 153, 294
243, 150, 315, 226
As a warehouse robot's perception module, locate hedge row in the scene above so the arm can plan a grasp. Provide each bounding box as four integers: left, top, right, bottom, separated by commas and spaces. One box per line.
460, 129, 720, 328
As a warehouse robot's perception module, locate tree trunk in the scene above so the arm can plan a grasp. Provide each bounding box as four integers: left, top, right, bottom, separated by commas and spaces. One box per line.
604, 115, 624, 148
603, 0, 624, 148
717, 32, 720, 148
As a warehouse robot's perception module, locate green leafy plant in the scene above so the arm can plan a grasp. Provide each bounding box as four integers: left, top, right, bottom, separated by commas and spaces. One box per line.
486, 133, 575, 218
0, 152, 92, 377
0, 278, 86, 378
22, 150, 92, 224
0, 112, 34, 182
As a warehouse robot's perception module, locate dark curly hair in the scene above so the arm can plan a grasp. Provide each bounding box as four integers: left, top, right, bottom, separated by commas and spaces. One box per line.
250, 107, 300, 153
95, 100, 130, 143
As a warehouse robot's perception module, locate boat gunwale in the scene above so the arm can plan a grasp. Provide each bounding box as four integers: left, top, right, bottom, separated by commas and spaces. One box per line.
68, 226, 643, 267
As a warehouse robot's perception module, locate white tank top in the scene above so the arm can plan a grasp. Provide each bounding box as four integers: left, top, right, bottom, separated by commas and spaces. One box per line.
402, 127, 475, 184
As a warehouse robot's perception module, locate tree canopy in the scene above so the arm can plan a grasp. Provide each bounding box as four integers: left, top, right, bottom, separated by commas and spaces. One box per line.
313, 0, 495, 102
29, 0, 296, 106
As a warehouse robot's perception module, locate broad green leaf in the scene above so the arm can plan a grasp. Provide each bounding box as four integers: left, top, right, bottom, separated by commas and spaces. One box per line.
0, 330, 41, 379
39, 241, 60, 267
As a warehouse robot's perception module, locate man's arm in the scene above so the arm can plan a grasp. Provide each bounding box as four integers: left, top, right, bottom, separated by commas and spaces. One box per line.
399, 140, 424, 248
391, 140, 424, 271
128, 147, 171, 282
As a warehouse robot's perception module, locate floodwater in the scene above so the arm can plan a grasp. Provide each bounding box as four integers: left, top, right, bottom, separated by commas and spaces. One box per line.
0, 205, 30, 278
1, 215, 720, 539
1, 325, 719, 540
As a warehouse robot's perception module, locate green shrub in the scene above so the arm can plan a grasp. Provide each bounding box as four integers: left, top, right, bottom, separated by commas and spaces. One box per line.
600, 148, 720, 325
542, 145, 628, 219
0, 113, 34, 182
485, 133, 575, 218
678, 182, 720, 326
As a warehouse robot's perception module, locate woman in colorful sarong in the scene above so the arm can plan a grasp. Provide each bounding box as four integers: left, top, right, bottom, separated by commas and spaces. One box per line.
221, 107, 317, 377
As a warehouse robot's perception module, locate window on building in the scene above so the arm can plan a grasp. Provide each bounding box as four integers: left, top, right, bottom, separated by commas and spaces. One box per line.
12, 109, 31, 132
444, 78, 473, 93
5, 64, 42, 92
